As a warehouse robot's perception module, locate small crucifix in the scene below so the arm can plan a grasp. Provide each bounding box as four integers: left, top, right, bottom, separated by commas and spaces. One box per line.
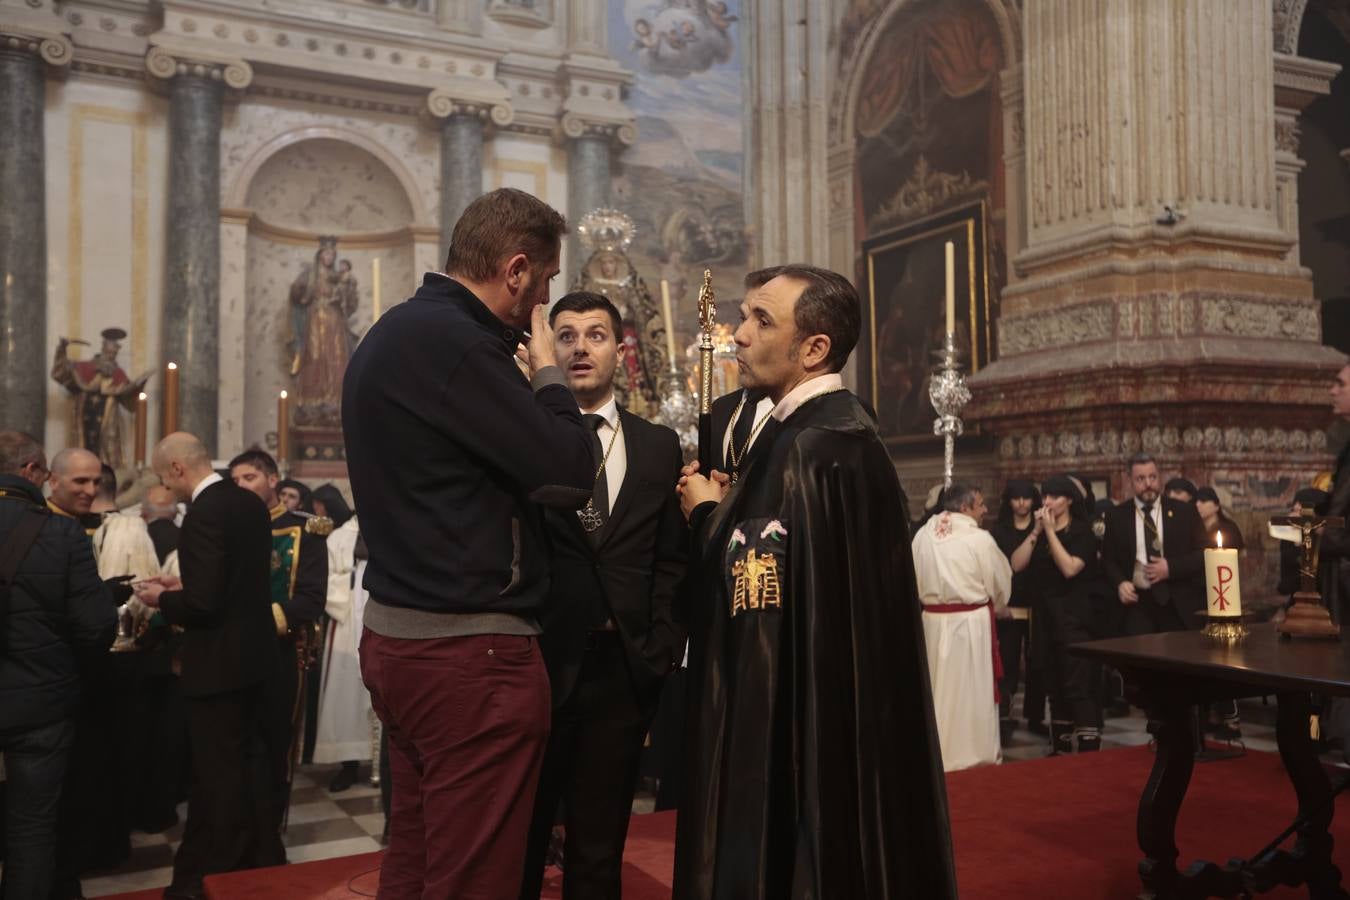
1270, 511, 1345, 639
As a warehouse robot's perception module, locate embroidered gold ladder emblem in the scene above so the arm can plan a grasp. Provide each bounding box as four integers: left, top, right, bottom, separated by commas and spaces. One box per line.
731, 549, 782, 616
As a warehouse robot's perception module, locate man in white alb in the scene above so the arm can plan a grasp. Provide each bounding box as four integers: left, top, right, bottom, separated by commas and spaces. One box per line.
912, 483, 1011, 771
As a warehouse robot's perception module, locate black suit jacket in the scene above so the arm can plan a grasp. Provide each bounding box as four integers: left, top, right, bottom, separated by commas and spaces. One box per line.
160, 480, 280, 698
1101, 496, 1208, 623
539, 409, 688, 707
709, 390, 780, 477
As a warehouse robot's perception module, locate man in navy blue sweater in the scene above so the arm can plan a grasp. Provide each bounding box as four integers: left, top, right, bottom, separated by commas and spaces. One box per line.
343, 188, 594, 900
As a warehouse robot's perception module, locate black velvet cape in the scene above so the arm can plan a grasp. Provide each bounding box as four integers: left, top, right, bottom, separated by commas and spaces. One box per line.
673, 390, 958, 900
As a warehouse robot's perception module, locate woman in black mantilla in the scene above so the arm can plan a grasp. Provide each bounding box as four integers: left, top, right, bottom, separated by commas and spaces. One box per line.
1010, 474, 1102, 755
989, 479, 1043, 743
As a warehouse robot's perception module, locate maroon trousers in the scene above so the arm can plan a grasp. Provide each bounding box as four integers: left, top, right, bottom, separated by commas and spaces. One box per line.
360, 629, 550, 900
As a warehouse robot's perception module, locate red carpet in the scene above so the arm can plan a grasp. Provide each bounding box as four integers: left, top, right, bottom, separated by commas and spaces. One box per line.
107, 746, 1350, 899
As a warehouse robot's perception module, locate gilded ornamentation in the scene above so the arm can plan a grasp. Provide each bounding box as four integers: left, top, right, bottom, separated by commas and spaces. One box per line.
731, 550, 782, 617
870, 156, 985, 230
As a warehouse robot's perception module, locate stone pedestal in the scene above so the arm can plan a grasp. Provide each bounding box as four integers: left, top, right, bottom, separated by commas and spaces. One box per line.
0, 25, 70, 438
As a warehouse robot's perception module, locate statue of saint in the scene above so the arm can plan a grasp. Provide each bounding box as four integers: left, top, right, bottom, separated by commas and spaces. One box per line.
289, 236, 358, 426
51, 328, 149, 469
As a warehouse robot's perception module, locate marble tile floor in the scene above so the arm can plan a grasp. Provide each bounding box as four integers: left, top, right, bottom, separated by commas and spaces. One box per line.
78, 697, 1349, 896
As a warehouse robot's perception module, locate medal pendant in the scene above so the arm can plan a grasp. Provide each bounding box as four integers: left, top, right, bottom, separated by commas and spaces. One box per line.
577, 502, 604, 533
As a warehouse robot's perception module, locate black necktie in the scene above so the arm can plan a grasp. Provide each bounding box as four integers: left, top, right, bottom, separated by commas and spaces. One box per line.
584, 414, 609, 522
1140, 502, 1160, 561
730, 396, 755, 463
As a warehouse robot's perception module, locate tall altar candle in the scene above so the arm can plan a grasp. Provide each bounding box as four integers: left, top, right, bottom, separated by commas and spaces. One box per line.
660, 279, 678, 370
372, 257, 382, 321
135, 392, 147, 467
1204, 531, 1242, 619
278, 390, 290, 467
944, 240, 955, 336
162, 362, 179, 437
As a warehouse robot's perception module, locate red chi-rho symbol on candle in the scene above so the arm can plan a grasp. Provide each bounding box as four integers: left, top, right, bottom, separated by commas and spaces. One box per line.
1211, 565, 1235, 612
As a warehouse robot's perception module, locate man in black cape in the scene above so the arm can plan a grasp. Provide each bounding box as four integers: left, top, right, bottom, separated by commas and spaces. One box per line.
674, 264, 957, 899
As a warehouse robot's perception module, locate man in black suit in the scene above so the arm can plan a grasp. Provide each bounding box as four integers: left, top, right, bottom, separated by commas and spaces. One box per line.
1102, 453, 1208, 636
520, 292, 687, 900
135, 433, 283, 898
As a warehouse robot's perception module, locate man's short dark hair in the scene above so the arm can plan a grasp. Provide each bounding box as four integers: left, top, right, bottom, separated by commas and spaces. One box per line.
744, 266, 786, 289
549, 291, 623, 337
775, 264, 861, 373
1127, 453, 1157, 472
0, 432, 44, 475
228, 449, 278, 477
443, 188, 568, 282
98, 464, 117, 503
942, 483, 981, 514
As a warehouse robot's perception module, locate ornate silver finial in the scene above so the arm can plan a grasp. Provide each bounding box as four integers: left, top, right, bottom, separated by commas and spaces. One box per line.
929, 333, 972, 490
576, 208, 636, 254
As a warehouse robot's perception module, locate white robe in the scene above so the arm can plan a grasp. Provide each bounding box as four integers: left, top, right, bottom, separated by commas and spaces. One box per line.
313, 518, 373, 763
911, 511, 1012, 772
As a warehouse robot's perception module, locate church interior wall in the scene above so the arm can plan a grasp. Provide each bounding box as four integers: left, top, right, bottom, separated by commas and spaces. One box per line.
41, 71, 170, 458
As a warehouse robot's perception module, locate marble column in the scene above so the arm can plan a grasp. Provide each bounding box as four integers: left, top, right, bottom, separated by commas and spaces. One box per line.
566, 130, 613, 276
162, 69, 224, 452
0, 43, 49, 438
439, 112, 484, 253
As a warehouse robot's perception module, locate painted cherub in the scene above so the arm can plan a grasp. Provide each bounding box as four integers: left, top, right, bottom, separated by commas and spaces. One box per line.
708, 1, 738, 32
632, 18, 661, 52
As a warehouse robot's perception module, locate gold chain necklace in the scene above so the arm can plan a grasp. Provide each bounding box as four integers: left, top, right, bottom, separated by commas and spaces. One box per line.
725, 395, 772, 483
577, 415, 622, 533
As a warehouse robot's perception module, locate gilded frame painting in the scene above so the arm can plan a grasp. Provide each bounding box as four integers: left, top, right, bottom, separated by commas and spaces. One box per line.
861, 202, 991, 443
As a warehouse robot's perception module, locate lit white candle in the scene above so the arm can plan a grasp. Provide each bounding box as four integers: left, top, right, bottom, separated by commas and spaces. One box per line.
372, 257, 382, 320
944, 240, 955, 336
135, 392, 148, 467
162, 362, 179, 437
1204, 531, 1242, 619
278, 390, 290, 467
660, 279, 678, 370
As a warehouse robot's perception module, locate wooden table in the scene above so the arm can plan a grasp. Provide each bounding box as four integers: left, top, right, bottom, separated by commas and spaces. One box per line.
1073, 625, 1350, 900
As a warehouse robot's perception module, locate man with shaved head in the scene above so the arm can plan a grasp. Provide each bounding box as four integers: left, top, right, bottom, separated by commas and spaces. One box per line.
0, 432, 114, 899
47, 447, 103, 535
135, 432, 284, 895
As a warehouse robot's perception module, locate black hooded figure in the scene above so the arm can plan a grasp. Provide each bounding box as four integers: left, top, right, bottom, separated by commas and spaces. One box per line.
673, 389, 957, 900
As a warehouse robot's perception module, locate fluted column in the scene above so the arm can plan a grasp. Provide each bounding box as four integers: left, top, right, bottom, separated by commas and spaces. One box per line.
566, 0, 608, 56
148, 49, 251, 453
0, 29, 70, 438
967, 0, 1340, 507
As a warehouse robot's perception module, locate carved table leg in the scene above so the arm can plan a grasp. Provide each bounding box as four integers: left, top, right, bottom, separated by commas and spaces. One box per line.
1269, 692, 1348, 900
1137, 696, 1196, 899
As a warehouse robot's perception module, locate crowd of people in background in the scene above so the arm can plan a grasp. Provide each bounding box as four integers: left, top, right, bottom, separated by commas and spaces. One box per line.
907, 453, 1334, 774
0, 430, 369, 900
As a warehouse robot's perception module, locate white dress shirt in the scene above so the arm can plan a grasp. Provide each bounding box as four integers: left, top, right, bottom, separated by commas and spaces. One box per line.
770, 373, 845, 422
911, 512, 1012, 614
1133, 496, 1164, 566
190, 472, 223, 503
721, 392, 776, 463
581, 395, 626, 509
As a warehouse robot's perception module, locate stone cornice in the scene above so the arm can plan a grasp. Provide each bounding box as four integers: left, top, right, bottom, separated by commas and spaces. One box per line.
1274, 52, 1341, 109
555, 56, 636, 147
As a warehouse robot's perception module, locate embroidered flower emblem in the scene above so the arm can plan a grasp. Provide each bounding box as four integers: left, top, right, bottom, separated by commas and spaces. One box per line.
728, 528, 747, 552
934, 512, 954, 539
760, 520, 788, 541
